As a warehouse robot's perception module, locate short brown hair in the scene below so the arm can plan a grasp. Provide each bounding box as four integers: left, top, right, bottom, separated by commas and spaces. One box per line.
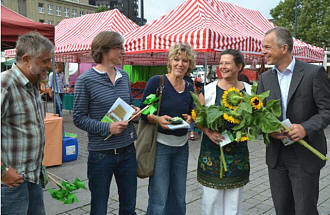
167, 43, 196, 75
91, 31, 124, 64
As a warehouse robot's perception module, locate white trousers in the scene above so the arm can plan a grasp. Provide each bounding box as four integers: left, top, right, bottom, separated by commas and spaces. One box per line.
201, 186, 243, 215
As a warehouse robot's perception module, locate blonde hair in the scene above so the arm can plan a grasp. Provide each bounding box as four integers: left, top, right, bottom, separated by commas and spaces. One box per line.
167, 43, 196, 74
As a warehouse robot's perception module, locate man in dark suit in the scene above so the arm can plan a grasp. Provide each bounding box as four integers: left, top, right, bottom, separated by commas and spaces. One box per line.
258, 27, 330, 215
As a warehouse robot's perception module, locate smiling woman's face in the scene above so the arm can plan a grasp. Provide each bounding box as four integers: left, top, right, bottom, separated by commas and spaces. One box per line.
219, 54, 241, 80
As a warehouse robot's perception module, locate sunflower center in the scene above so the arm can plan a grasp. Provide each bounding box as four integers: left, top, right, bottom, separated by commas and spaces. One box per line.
253, 99, 259, 105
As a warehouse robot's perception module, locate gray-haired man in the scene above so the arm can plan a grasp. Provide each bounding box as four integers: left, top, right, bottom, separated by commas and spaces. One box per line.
1, 32, 54, 215
258, 27, 330, 215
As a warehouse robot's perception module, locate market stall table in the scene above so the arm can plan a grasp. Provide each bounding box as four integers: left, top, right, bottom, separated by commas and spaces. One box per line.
42, 113, 62, 167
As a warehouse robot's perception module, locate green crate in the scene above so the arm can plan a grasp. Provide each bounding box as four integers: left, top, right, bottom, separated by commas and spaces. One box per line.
65, 132, 78, 138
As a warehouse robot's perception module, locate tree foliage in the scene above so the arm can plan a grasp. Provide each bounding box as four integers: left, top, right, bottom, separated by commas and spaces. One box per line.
95, 6, 110, 13
270, 0, 330, 48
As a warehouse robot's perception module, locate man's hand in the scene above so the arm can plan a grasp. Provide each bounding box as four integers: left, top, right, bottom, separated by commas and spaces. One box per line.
1, 168, 24, 188
110, 121, 128, 135
287, 124, 306, 142
270, 127, 287, 140
182, 114, 192, 124
130, 105, 141, 121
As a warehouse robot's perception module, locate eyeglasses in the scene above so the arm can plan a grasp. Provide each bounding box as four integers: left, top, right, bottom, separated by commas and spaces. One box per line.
113, 46, 125, 51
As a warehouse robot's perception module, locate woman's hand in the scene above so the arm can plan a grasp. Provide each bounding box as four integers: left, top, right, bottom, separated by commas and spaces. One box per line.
182, 114, 192, 124
110, 121, 128, 135
157, 115, 172, 130
203, 128, 224, 145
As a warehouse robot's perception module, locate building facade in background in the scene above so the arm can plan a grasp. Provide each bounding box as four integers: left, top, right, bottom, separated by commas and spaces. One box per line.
89, 0, 146, 25
2, 0, 97, 25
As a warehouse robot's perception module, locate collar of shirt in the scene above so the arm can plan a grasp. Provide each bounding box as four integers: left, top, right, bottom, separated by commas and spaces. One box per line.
93, 66, 122, 82
11, 63, 30, 87
272, 57, 296, 75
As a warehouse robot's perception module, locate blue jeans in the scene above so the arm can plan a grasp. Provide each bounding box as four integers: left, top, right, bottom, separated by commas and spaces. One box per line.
87, 145, 137, 215
1, 181, 45, 215
147, 142, 189, 215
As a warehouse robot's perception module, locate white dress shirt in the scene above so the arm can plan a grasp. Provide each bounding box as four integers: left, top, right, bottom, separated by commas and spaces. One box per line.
273, 57, 296, 120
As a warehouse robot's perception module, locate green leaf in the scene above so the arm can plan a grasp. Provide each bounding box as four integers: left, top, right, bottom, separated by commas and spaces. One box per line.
235, 131, 242, 140
265, 99, 282, 118
237, 102, 252, 114
142, 104, 158, 115
248, 127, 259, 141
263, 134, 270, 145
190, 92, 202, 109
251, 82, 258, 95
206, 106, 223, 125
143, 94, 158, 105
233, 117, 246, 131
73, 178, 87, 190
258, 90, 270, 101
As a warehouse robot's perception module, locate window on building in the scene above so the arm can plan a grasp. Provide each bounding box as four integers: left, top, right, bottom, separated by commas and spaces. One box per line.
64, 7, 69, 17
48, 4, 52, 15
56, 6, 61, 16
38, 3, 44, 13
80, 10, 84, 16
72, 9, 77, 17
39, 19, 44, 23
48, 20, 53, 25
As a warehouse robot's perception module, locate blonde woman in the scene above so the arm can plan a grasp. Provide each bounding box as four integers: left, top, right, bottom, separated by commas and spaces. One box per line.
140, 43, 195, 215
198, 49, 251, 215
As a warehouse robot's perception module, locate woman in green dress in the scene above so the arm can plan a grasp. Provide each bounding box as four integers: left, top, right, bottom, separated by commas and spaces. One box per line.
197, 49, 251, 215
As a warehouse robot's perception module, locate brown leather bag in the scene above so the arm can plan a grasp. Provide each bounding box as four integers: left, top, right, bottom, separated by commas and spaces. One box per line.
135, 75, 164, 178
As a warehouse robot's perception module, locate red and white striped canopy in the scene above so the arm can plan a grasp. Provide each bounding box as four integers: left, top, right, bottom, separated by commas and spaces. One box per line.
5, 0, 324, 64
4, 9, 139, 61
123, 0, 324, 65
55, 9, 139, 61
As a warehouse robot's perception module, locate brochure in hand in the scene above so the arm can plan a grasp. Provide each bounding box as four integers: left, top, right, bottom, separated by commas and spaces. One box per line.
101, 97, 135, 123
167, 117, 190, 130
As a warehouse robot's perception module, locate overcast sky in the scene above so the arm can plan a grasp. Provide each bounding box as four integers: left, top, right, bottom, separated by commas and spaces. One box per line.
143, 0, 281, 23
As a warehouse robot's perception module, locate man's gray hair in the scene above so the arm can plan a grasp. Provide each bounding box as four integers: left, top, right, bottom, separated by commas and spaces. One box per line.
15, 32, 54, 62
265, 27, 294, 53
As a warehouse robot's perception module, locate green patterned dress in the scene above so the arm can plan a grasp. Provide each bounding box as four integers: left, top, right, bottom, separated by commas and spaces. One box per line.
197, 86, 250, 189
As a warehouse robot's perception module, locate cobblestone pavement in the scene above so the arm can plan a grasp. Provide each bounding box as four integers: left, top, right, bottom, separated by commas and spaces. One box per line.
44, 109, 330, 215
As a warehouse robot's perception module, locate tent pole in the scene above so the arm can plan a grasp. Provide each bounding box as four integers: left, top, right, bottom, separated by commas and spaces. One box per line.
52, 56, 56, 114
204, 52, 208, 86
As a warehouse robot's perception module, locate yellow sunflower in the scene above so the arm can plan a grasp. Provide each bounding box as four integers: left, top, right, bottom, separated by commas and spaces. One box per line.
250, 96, 263, 110
223, 113, 240, 124
191, 109, 197, 122
222, 87, 243, 110
235, 136, 249, 142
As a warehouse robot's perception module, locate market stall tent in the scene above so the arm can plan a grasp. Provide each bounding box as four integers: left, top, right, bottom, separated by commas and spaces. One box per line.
1, 6, 54, 50
122, 0, 324, 65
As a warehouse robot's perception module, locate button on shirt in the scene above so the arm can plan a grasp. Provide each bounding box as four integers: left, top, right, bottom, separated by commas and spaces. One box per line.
1, 64, 45, 184
273, 57, 296, 120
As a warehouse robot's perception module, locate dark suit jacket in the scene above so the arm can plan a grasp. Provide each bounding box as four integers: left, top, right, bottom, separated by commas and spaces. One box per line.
257, 60, 330, 173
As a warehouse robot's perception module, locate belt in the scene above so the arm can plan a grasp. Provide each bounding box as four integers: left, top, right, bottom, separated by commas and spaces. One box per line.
101, 143, 134, 155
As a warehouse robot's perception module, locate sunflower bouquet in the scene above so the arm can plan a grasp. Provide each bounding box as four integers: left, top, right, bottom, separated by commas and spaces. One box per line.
191, 82, 327, 178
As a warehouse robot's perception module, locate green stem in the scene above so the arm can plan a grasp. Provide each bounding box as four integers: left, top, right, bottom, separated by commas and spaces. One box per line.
281, 125, 327, 161
220, 146, 227, 172
219, 145, 228, 179
230, 95, 243, 104
220, 157, 223, 179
